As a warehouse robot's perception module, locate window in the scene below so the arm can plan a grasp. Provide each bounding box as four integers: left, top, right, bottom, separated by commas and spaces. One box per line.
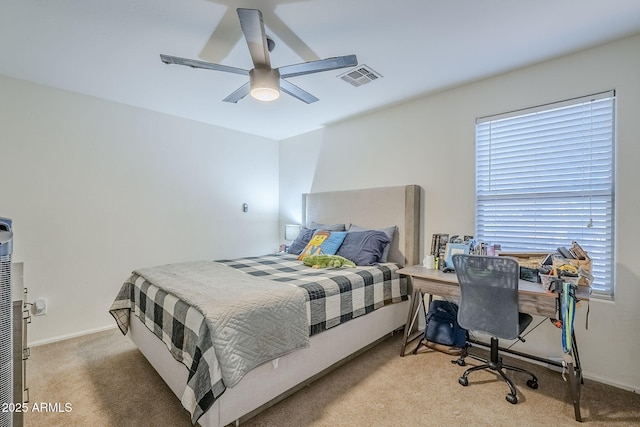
475, 91, 615, 299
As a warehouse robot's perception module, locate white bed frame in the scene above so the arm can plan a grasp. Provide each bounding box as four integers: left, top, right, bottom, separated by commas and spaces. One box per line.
129, 185, 422, 427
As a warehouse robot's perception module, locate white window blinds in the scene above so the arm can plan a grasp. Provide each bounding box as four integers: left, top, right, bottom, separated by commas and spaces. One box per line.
475, 91, 615, 298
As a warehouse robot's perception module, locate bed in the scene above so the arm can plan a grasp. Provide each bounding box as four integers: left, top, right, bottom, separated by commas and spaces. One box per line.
110, 185, 422, 427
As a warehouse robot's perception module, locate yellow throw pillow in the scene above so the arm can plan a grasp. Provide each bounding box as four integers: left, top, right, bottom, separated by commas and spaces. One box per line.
297, 230, 347, 260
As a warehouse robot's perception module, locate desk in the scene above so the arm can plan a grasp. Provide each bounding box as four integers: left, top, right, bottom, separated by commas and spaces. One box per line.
397, 265, 590, 422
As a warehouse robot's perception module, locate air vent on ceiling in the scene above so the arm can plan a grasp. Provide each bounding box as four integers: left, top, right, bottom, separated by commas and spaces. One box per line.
338, 65, 383, 87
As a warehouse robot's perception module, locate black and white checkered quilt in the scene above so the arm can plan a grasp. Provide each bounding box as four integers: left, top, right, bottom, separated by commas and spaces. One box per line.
110, 253, 407, 424
110, 272, 224, 424
218, 253, 408, 336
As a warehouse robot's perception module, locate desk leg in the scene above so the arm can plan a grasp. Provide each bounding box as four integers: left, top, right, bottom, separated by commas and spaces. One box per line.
566, 359, 582, 422
400, 279, 421, 356
568, 330, 583, 422
411, 293, 431, 355
571, 330, 584, 384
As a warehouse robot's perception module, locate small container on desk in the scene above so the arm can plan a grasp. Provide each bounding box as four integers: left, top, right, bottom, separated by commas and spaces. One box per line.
498, 252, 553, 283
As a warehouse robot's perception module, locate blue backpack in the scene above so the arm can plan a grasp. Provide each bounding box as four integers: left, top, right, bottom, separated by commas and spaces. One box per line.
425, 300, 467, 348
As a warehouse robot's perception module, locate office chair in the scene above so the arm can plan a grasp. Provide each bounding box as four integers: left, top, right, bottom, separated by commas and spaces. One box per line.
451, 254, 538, 404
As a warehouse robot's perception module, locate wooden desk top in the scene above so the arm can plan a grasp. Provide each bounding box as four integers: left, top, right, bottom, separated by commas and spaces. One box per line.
397, 265, 590, 318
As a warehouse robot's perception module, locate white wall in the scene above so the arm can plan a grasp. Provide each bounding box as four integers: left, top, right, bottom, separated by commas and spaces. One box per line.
1, 76, 280, 344
279, 33, 640, 392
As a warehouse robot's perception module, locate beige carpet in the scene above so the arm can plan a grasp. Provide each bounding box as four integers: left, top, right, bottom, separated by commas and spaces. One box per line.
24, 328, 640, 427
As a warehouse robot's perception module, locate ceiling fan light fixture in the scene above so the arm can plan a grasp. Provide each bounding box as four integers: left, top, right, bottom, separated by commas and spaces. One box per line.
250, 68, 280, 101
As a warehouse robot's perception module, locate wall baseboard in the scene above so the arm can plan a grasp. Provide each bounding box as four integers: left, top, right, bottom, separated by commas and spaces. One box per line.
29, 324, 118, 347
581, 372, 639, 395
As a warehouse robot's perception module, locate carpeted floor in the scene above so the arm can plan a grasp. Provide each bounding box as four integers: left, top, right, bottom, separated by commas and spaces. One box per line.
24, 328, 640, 427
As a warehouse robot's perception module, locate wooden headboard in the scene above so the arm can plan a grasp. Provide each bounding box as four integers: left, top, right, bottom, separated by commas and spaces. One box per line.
302, 185, 422, 267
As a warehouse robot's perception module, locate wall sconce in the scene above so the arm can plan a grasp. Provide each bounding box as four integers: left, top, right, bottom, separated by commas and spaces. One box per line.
284, 224, 301, 241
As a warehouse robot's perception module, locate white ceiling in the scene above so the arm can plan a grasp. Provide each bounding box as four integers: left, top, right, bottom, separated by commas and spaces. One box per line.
2, 0, 640, 140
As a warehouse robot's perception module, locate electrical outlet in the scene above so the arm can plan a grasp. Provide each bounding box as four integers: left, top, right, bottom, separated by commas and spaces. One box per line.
34, 298, 47, 316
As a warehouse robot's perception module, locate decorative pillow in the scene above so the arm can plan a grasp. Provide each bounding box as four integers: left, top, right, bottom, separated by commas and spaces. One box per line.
297, 230, 348, 260
337, 230, 390, 266
308, 222, 346, 232
287, 227, 316, 255
348, 224, 397, 262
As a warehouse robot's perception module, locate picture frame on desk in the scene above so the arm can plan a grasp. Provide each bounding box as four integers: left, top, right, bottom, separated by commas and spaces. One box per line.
444, 242, 471, 268
430, 233, 449, 257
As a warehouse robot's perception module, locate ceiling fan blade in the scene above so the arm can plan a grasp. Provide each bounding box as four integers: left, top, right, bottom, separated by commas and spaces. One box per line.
237, 8, 271, 68
279, 55, 358, 78
280, 79, 319, 104
222, 82, 251, 103
160, 54, 249, 76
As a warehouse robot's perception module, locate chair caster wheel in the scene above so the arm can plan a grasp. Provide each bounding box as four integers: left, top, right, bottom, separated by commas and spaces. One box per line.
506, 394, 518, 404
526, 379, 538, 389
452, 358, 466, 366
458, 377, 469, 386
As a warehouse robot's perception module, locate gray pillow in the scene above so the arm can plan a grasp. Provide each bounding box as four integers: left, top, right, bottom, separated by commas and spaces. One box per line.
287, 227, 316, 255
348, 224, 396, 262
308, 222, 346, 231
336, 230, 390, 266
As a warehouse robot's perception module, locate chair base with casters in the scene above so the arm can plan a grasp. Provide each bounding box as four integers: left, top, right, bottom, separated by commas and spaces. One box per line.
452, 329, 539, 404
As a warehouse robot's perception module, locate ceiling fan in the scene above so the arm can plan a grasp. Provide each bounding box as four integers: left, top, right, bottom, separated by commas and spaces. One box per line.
160, 8, 358, 104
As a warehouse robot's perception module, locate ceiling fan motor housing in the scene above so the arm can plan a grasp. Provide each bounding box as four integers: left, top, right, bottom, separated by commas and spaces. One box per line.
250, 68, 281, 101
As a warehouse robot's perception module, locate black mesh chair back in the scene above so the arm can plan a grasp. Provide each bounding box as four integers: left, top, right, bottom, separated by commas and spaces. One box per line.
452, 254, 520, 340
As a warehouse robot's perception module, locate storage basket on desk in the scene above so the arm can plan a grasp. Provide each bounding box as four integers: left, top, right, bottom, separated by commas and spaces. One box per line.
552, 256, 592, 286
